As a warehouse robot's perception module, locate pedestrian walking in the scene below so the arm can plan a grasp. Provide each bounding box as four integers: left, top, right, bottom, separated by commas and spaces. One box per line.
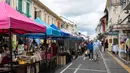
104, 40, 108, 52
88, 41, 93, 60
93, 40, 99, 60
97, 40, 101, 52
101, 40, 104, 52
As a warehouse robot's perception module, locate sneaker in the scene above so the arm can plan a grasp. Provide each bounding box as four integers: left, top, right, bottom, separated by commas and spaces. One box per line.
92, 59, 93, 60
89, 59, 91, 60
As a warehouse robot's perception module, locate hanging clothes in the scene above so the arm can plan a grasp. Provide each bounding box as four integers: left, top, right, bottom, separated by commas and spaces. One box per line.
126, 38, 130, 48
125, 38, 130, 55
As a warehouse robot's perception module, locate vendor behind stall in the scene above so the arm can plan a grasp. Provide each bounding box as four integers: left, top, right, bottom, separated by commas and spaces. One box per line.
0, 47, 10, 67
52, 43, 57, 56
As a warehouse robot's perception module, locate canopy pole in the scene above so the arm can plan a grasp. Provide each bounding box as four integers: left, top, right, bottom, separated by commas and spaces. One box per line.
9, 28, 13, 73
68, 37, 70, 50
44, 33, 47, 61
43, 33, 47, 72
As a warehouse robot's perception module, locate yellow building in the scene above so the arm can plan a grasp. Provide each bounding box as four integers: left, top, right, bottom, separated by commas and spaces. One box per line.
32, 0, 62, 28
60, 16, 78, 34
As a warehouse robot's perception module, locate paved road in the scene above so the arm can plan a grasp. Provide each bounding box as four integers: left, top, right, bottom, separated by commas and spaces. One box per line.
55, 51, 128, 73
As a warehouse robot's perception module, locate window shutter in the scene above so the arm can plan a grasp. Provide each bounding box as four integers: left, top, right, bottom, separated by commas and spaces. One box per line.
18, 0, 22, 13
26, 2, 30, 17
27, 0, 31, 2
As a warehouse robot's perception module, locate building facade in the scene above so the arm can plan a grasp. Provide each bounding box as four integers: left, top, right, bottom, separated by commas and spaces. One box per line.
0, 0, 62, 27
0, 0, 78, 41
98, 0, 130, 51
31, 0, 62, 27
60, 16, 78, 35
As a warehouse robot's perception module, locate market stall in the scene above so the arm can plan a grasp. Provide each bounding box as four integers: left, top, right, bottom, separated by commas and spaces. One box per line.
18, 17, 61, 73
0, 2, 46, 73
50, 24, 71, 66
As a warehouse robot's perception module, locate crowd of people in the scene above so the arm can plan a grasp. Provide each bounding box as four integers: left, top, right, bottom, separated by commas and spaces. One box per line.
85, 39, 108, 60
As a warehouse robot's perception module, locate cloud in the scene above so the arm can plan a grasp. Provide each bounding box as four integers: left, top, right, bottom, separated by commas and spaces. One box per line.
81, 31, 87, 35
40, 0, 107, 36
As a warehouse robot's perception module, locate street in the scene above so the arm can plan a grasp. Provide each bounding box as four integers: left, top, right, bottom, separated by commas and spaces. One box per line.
55, 51, 128, 73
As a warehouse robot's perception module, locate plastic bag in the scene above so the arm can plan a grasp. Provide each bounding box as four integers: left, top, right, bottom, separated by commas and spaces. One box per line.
85, 49, 90, 55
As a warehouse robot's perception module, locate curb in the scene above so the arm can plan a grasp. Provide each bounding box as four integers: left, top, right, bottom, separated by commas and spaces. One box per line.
108, 52, 130, 73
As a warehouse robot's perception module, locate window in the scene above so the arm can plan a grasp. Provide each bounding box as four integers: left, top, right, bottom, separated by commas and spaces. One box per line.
55, 20, 57, 25
57, 20, 61, 28
66, 24, 69, 28
37, 10, 41, 18
34, 7, 37, 19
6, 0, 10, 5
18, 0, 22, 13
61, 24, 64, 28
52, 17, 53, 24
122, 0, 126, 8
44, 13, 46, 22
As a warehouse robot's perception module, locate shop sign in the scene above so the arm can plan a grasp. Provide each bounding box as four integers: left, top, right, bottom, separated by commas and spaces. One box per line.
108, 31, 119, 36
113, 24, 130, 30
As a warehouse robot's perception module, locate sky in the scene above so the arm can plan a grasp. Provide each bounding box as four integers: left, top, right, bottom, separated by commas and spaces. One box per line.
40, 0, 107, 39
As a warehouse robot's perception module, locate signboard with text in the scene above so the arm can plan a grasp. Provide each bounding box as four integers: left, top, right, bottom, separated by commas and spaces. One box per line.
108, 31, 119, 36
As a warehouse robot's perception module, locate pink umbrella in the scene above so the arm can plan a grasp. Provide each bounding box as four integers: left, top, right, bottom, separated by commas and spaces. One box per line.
0, 2, 46, 34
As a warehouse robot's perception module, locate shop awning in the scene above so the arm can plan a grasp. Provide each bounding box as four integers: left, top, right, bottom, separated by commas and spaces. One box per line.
19, 18, 61, 38
35, 18, 60, 36
61, 29, 70, 36
0, 2, 46, 34
50, 24, 70, 37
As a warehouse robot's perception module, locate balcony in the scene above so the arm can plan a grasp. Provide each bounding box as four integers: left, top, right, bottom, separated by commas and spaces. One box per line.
123, 0, 130, 10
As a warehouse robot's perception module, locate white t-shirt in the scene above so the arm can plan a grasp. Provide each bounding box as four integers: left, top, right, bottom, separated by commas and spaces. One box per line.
93, 42, 98, 50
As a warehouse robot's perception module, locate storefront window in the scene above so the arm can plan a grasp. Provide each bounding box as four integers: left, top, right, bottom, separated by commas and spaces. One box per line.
109, 39, 112, 43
